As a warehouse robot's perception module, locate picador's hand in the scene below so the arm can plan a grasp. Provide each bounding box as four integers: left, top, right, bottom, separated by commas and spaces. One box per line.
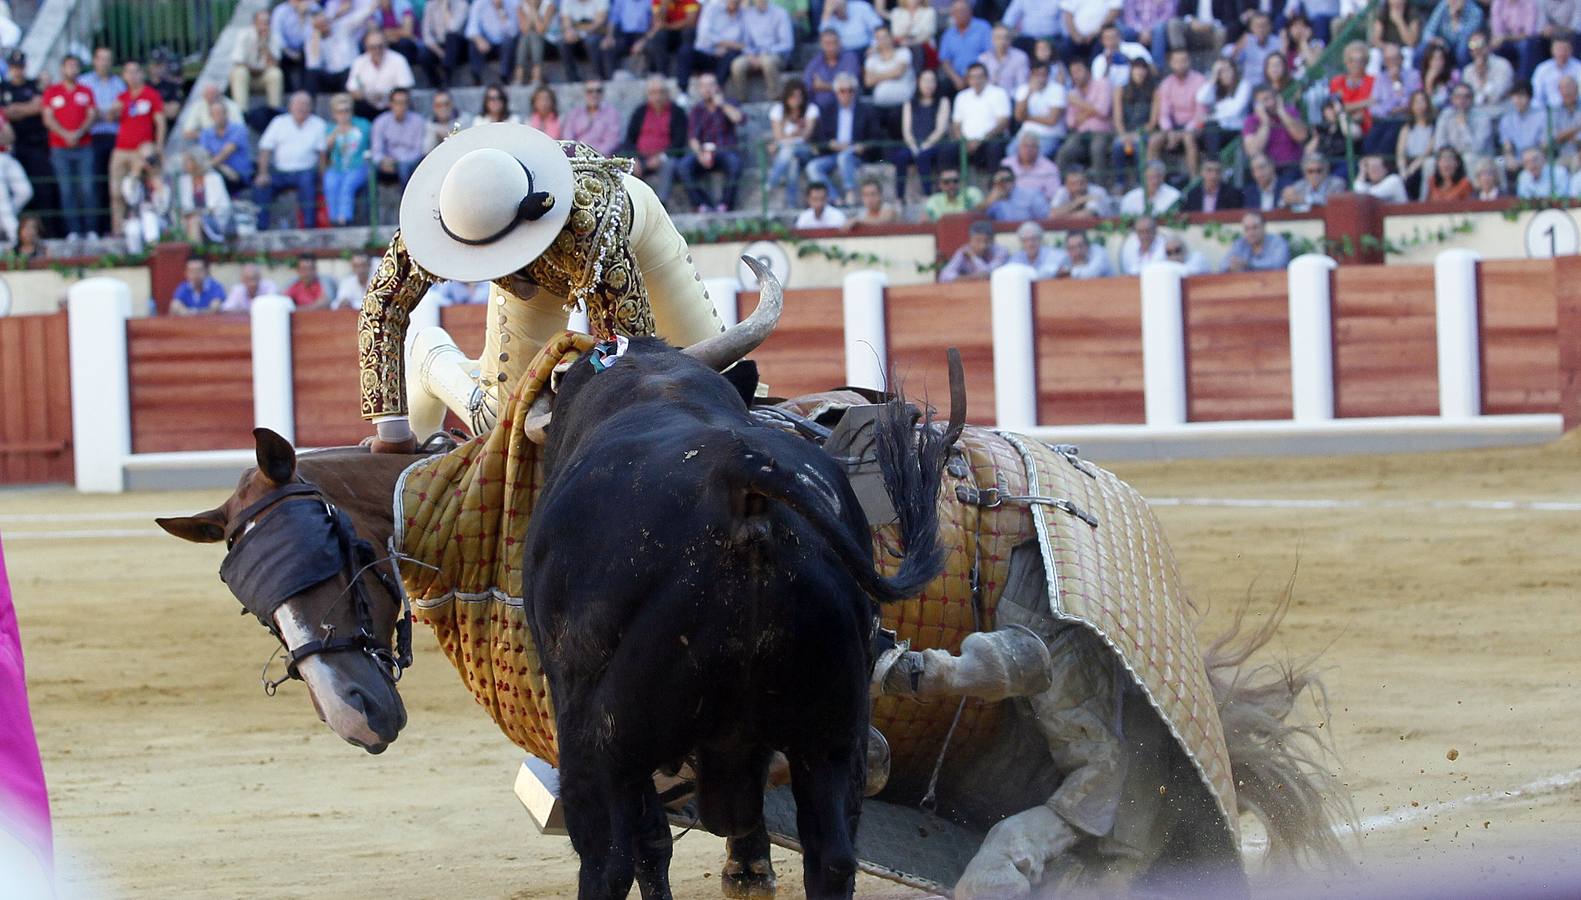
366, 435, 419, 454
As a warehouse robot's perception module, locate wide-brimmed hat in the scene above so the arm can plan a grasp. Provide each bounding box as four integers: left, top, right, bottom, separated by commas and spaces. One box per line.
400, 122, 574, 283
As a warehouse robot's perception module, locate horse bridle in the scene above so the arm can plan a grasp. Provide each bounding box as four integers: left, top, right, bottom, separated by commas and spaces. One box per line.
218, 480, 414, 695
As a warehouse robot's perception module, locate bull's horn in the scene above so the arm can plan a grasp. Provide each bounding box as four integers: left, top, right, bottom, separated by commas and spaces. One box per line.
681, 256, 784, 371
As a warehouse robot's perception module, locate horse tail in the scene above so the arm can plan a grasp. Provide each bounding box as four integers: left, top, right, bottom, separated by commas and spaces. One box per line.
1203, 584, 1358, 872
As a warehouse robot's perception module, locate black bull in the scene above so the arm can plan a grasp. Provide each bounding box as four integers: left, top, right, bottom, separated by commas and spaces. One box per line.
524, 338, 959, 900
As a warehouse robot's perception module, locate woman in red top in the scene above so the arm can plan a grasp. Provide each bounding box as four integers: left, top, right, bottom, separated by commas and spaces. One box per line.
107, 60, 165, 236
1328, 41, 1375, 134
1426, 146, 1473, 201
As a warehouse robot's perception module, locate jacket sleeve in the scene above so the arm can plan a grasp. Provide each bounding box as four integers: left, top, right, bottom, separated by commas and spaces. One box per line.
356, 230, 437, 420
623, 173, 727, 345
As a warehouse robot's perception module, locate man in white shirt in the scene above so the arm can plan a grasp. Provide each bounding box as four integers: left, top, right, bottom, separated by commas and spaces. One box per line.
795, 181, 848, 229
306, 3, 371, 95
951, 62, 1012, 171
1352, 153, 1408, 202
1057, 229, 1115, 278
1119, 159, 1182, 214
231, 10, 285, 109
332, 253, 375, 309
1162, 233, 1210, 275
1013, 61, 1066, 154
346, 30, 414, 120
252, 92, 327, 230
1009, 221, 1062, 278
0, 142, 32, 248
1089, 23, 1148, 88
180, 82, 244, 140
1534, 34, 1581, 108
1118, 214, 1167, 275
1057, 0, 1121, 63
1049, 165, 1115, 217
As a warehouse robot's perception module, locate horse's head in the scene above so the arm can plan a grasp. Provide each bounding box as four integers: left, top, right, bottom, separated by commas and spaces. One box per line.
157, 428, 409, 753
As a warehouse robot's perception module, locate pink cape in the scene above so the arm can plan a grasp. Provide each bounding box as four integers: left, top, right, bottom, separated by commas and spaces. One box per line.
0, 532, 52, 868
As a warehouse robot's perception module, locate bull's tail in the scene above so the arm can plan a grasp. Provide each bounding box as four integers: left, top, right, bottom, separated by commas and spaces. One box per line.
1205, 585, 1357, 872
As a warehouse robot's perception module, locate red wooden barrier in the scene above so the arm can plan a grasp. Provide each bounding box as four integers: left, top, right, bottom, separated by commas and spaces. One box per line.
885, 281, 995, 424
1476, 259, 1559, 415
1032, 276, 1145, 425
441, 304, 488, 358
0, 312, 72, 484
741, 288, 847, 400
128, 315, 254, 453
1182, 271, 1293, 421
292, 309, 365, 448
1331, 264, 1439, 417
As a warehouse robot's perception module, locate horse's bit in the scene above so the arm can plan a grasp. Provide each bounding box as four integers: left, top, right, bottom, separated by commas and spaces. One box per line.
218, 481, 414, 695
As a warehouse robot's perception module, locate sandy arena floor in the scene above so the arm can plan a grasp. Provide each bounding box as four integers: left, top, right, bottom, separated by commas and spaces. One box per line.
3, 435, 1580, 898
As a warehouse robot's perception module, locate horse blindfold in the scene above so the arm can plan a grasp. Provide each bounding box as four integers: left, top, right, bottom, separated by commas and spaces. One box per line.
220, 498, 346, 626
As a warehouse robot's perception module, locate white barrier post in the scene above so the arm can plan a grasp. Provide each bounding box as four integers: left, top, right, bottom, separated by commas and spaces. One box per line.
1434, 248, 1482, 419
1140, 261, 1188, 426
990, 263, 1037, 429
1287, 254, 1337, 422
843, 270, 888, 390
68, 278, 133, 492
250, 294, 295, 442
703, 277, 740, 328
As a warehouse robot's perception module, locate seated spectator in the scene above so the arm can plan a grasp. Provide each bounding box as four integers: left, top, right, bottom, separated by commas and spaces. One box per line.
1059, 0, 1123, 64
1198, 59, 1251, 159
795, 181, 848, 229
108, 61, 167, 238
199, 101, 254, 195
1417, 40, 1455, 107
1221, 211, 1289, 272
1499, 82, 1544, 175
1464, 29, 1514, 107
0, 136, 31, 250
766, 82, 819, 206
1425, 146, 1473, 200
425, 90, 462, 150
980, 165, 1050, 220
620, 76, 688, 203
804, 29, 861, 107
1242, 85, 1309, 173
1533, 34, 1581, 107
693, 0, 747, 87
232, 10, 285, 111
176, 148, 232, 243
1009, 221, 1061, 278
1433, 82, 1493, 169
465, 0, 521, 85
1281, 152, 1347, 210
940, 220, 1008, 282
527, 85, 561, 139
1397, 89, 1437, 198
1371, 0, 1421, 58
1549, 76, 1581, 162
1352, 153, 1409, 202
1230, 12, 1279, 88
1182, 158, 1242, 211
1162, 233, 1209, 275
1055, 59, 1114, 184
643, 0, 700, 91
1472, 158, 1504, 199
980, 24, 1030, 95
1515, 146, 1567, 198
1056, 229, 1114, 278
306, 8, 369, 98
271, 0, 318, 92
420, 0, 471, 86
560, 0, 615, 81
1367, 43, 1422, 156
606, 0, 653, 78
1004, 0, 1060, 50
1307, 95, 1363, 175
938, 0, 992, 93
1003, 132, 1061, 203
253, 92, 327, 231
1118, 214, 1165, 275
865, 27, 915, 112
471, 84, 519, 128
371, 88, 427, 189
1328, 41, 1375, 138
890, 69, 951, 196
821, 0, 883, 53
332, 253, 375, 310
807, 73, 879, 204
843, 178, 898, 228
732, 0, 793, 101
1421, 0, 1485, 65
1155, 0, 1225, 64
171, 258, 226, 314
680, 74, 744, 211
1014, 61, 1066, 156
1111, 58, 1156, 180
1091, 23, 1146, 89
890, 0, 938, 60
952, 63, 1013, 172
222, 262, 276, 312
373, 0, 421, 62
11, 215, 40, 261
563, 82, 622, 156
285, 255, 335, 309
1049, 165, 1115, 217
322, 94, 371, 227
516, 0, 554, 87
425, 280, 488, 305
1119, 159, 1181, 215
180, 83, 243, 141
1243, 153, 1288, 212
924, 168, 984, 221
1149, 49, 1206, 174
118, 154, 169, 253
347, 31, 414, 122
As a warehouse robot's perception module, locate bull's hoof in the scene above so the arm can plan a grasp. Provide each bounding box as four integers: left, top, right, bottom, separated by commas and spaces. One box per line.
720, 860, 777, 898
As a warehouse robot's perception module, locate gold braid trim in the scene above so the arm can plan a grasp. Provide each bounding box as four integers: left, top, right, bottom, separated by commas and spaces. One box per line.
358, 230, 437, 420
520, 143, 656, 340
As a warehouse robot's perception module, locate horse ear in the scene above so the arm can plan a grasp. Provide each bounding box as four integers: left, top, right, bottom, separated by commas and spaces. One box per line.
254, 427, 296, 485
156, 509, 227, 544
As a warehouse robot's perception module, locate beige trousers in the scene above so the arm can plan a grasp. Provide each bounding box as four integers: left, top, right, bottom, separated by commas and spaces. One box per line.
229, 64, 285, 109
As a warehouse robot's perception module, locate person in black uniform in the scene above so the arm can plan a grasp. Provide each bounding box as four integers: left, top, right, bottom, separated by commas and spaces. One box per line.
147, 48, 185, 108
0, 52, 59, 238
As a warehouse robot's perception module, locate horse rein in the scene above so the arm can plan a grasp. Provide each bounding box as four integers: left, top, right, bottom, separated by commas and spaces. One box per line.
219, 481, 415, 696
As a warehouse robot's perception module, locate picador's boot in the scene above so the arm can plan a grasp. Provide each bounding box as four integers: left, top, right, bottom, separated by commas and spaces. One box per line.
407, 326, 497, 439
873, 627, 1053, 702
